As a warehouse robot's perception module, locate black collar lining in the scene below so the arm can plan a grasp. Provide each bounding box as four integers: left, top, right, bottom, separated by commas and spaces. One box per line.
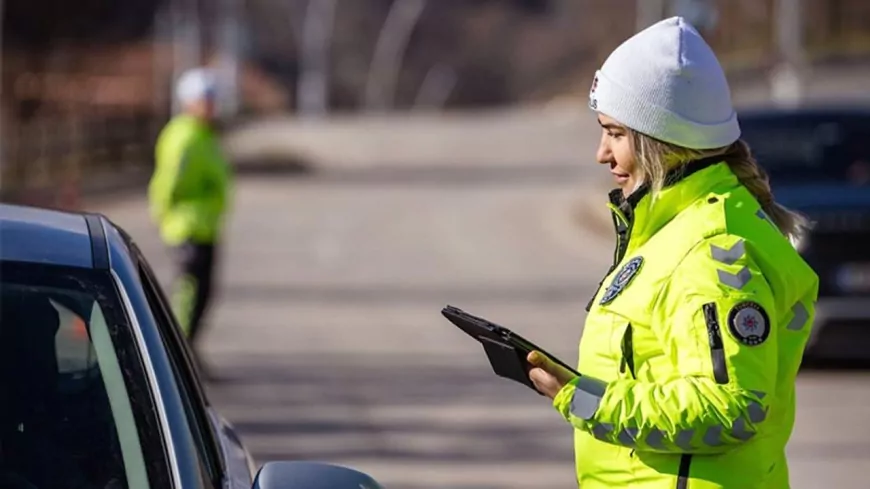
608, 155, 723, 210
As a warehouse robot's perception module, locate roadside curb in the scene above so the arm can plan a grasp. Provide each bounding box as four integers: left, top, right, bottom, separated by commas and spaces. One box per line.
220, 105, 598, 175
4, 160, 316, 211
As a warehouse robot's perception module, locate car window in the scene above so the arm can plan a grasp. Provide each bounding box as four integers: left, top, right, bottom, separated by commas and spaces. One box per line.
134, 250, 225, 488
0, 261, 168, 489
740, 114, 870, 184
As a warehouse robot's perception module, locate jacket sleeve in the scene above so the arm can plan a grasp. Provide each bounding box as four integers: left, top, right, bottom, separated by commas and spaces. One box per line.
553, 233, 804, 455
149, 135, 193, 223
207, 143, 232, 219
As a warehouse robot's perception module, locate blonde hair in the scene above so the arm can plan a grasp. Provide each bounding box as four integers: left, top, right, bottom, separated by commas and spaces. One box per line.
629, 130, 809, 242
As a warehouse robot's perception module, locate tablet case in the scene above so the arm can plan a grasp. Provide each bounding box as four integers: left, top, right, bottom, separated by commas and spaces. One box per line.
478, 336, 539, 391
441, 305, 579, 394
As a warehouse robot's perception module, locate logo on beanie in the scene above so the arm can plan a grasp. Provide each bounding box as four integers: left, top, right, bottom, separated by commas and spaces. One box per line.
589, 75, 599, 110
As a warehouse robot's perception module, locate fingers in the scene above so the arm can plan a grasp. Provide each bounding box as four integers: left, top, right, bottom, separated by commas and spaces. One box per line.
529, 367, 558, 400
527, 350, 547, 367
528, 367, 547, 384
528, 351, 559, 373
528, 367, 547, 392
528, 351, 576, 386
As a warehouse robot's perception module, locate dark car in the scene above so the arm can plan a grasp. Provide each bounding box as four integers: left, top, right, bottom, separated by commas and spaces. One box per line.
0, 203, 383, 489
739, 105, 870, 360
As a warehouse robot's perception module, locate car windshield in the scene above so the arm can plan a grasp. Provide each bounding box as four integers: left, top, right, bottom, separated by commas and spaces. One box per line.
740, 114, 870, 185
0, 262, 151, 489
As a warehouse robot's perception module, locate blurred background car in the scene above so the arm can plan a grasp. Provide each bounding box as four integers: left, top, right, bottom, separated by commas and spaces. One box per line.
739, 105, 870, 362
0, 202, 384, 489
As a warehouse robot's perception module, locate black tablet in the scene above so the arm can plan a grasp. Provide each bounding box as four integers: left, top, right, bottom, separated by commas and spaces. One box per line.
441, 305, 580, 394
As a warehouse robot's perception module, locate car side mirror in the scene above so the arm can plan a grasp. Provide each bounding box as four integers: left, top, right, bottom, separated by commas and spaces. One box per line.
252, 461, 384, 489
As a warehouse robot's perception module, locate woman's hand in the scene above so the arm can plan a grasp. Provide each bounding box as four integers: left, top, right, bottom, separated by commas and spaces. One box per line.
527, 351, 577, 400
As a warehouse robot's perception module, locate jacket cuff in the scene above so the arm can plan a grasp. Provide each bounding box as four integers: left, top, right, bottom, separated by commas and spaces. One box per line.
553, 378, 580, 421
553, 376, 609, 423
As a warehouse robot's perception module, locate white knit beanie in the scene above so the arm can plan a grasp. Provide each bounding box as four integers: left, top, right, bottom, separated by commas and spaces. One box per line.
176, 68, 218, 105
589, 16, 740, 150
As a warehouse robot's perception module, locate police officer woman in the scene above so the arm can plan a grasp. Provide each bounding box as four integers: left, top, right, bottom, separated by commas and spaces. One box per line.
527, 17, 818, 489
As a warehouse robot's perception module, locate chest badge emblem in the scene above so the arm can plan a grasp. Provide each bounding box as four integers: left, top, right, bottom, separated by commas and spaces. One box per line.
600, 256, 644, 305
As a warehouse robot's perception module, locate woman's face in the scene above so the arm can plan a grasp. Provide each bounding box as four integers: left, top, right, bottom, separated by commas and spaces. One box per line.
596, 113, 639, 197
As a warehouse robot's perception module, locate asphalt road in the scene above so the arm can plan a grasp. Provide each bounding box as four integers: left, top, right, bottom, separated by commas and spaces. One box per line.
92, 164, 870, 488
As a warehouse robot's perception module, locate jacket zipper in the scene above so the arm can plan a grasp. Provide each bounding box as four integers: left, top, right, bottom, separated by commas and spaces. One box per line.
619, 323, 636, 379
702, 303, 729, 384
615, 204, 633, 262
586, 203, 633, 311
676, 454, 692, 489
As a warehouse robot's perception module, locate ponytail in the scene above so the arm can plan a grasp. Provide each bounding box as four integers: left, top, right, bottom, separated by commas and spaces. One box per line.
720, 140, 809, 242
631, 129, 810, 243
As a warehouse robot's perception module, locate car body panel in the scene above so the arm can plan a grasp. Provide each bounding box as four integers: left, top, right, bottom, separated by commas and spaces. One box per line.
773, 184, 870, 212
0, 204, 93, 267
209, 409, 258, 489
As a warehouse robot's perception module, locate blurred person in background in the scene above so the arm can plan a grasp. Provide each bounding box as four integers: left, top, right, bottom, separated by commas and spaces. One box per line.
526, 17, 818, 488
148, 67, 233, 378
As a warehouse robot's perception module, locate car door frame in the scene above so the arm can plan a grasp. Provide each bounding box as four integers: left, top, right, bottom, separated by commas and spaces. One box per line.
131, 244, 230, 488
105, 220, 224, 489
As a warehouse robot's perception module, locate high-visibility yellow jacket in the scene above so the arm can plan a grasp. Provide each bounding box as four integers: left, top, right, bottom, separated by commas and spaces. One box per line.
554, 159, 818, 488
148, 114, 232, 246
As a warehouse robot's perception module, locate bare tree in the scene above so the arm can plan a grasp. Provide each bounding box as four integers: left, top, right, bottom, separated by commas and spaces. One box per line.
281, 0, 308, 46
1, 0, 6, 182
364, 0, 428, 112
215, 0, 243, 117
771, 0, 805, 106
636, 0, 665, 31
413, 63, 457, 111
297, 0, 338, 117
167, 0, 203, 115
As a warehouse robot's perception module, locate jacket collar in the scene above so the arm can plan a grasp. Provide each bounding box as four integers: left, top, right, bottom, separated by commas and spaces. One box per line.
609, 156, 739, 249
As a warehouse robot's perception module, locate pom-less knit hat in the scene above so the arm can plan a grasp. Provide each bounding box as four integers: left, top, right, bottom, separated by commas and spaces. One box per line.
589, 16, 740, 150
176, 67, 218, 105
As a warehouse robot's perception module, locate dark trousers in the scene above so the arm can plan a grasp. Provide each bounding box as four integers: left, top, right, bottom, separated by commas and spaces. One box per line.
171, 242, 217, 346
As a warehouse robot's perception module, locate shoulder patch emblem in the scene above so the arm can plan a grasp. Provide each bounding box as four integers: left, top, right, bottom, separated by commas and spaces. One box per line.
600, 256, 643, 305
727, 301, 770, 346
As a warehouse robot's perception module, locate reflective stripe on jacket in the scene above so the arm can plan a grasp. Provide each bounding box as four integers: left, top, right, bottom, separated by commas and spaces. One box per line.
554, 159, 818, 488
149, 114, 232, 246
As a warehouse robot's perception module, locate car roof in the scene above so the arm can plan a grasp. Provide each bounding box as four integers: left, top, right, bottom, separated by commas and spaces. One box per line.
0, 203, 104, 268
737, 102, 870, 122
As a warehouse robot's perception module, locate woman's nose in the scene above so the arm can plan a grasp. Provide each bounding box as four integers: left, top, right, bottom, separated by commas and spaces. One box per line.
596, 137, 611, 165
